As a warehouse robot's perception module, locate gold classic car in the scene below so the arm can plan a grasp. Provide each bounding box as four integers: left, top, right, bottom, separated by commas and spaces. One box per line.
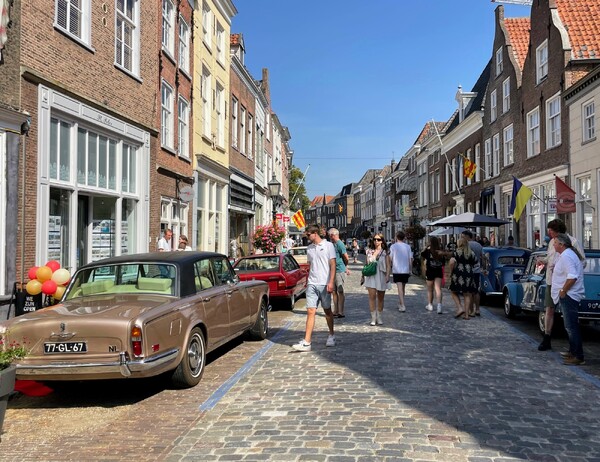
1, 252, 269, 388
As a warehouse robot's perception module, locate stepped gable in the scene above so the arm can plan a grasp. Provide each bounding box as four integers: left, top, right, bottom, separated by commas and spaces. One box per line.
504, 17, 530, 70
556, 0, 600, 60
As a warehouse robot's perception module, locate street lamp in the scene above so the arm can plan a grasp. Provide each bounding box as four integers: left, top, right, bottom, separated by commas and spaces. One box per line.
268, 174, 282, 225
411, 206, 419, 226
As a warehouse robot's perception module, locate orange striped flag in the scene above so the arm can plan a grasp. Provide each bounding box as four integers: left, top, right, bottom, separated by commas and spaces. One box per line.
463, 156, 476, 179
291, 210, 306, 229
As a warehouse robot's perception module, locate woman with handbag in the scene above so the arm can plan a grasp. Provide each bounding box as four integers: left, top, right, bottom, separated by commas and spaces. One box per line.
448, 237, 478, 320
361, 234, 391, 325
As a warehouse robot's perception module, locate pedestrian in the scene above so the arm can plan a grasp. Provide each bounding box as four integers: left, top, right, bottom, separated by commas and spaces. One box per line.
421, 236, 451, 314
538, 218, 585, 351
283, 235, 295, 252
361, 233, 391, 325
446, 236, 457, 252
507, 235, 515, 246
328, 228, 350, 318
292, 224, 336, 352
230, 237, 239, 259
157, 229, 173, 251
448, 236, 478, 320
461, 230, 483, 316
551, 233, 586, 365
389, 231, 412, 312
178, 235, 192, 251
351, 238, 359, 263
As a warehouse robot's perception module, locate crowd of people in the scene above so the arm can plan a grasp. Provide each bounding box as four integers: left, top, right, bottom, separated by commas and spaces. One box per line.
291, 219, 587, 367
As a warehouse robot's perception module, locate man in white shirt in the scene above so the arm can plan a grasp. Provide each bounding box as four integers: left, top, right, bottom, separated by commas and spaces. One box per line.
389, 231, 413, 312
551, 233, 586, 365
292, 224, 336, 352
157, 229, 173, 251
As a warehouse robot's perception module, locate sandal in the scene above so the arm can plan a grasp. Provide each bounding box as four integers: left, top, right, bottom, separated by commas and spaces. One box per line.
454, 311, 465, 319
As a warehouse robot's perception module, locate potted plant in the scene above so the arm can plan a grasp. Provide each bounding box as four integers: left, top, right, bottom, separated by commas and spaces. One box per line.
0, 327, 28, 441
251, 223, 286, 254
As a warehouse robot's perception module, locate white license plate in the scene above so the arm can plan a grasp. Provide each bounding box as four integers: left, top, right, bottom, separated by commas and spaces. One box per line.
44, 341, 88, 354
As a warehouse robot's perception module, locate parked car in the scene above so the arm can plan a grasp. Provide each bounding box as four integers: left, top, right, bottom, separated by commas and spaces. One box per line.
503, 249, 600, 332
480, 246, 531, 298
287, 246, 309, 272
234, 253, 307, 309
0, 252, 269, 388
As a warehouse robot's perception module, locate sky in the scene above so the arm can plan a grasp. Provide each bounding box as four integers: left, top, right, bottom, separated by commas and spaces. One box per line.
231, 1, 530, 201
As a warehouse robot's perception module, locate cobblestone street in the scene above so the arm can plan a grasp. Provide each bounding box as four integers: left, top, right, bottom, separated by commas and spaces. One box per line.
3, 262, 600, 461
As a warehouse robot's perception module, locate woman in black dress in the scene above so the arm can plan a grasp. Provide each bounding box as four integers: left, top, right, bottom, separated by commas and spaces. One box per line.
449, 237, 478, 320
421, 236, 451, 314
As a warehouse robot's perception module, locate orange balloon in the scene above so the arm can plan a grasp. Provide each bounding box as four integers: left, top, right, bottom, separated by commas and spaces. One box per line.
46, 260, 61, 273
36, 266, 52, 282
26, 279, 42, 296
53, 285, 66, 300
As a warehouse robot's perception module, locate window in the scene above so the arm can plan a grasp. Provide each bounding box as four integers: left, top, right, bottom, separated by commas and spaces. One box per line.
484, 138, 491, 179
466, 148, 472, 186
231, 97, 238, 149
492, 133, 500, 177
458, 157, 463, 189
215, 84, 225, 148
178, 97, 189, 158
546, 94, 561, 148
240, 106, 246, 154
445, 163, 450, 194
161, 197, 188, 247
161, 0, 175, 56
216, 22, 225, 64
527, 107, 540, 157
583, 100, 596, 142
503, 124, 514, 166
202, 2, 211, 48
115, 0, 139, 75
50, 118, 71, 182
475, 144, 481, 183
247, 114, 253, 159
502, 78, 510, 113
56, 0, 90, 44
201, 69, 211, 137
161, 81, 174, 149
178, 17, 190, 74
536, 40, 548, 83
122, 143, 137, 193
495, 47, 503, 76
490, 90, 497, 122
77, 128, 117, 189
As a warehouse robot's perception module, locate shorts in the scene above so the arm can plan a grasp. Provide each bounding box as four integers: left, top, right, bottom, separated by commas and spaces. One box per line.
335, 272, 346, 291
393, 273, 410, 284
544, 284, 555, 307
425, 268, 443, 281
305, 284, 332, 310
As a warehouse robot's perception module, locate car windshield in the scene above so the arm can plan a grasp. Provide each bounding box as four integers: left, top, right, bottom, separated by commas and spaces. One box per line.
236, 257, 280, 271
64, 263, 177, 299
290, 248, 307, 256
497, 256, 527, 265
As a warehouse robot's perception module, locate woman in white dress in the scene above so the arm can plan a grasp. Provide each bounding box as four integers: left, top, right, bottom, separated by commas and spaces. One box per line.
361, 234, 392, 325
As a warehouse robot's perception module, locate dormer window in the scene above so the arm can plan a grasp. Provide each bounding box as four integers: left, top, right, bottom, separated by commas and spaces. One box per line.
495, 47, 503, 76
536, 40, 548, 83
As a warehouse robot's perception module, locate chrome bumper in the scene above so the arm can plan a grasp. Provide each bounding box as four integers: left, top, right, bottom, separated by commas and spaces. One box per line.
16, 348, 180, 378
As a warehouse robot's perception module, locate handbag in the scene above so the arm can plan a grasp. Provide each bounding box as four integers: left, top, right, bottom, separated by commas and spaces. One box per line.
362, 261, 378, 276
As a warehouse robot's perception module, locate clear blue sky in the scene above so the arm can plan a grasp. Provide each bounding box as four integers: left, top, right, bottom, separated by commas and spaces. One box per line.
232, 1, 529, 201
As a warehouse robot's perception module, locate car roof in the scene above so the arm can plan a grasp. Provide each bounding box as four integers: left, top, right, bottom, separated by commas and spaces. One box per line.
77, 251, 224, 270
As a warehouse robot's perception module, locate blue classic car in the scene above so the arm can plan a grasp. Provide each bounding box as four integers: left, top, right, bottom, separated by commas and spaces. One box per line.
503, 249, 600, 332
480, 246, 531, 297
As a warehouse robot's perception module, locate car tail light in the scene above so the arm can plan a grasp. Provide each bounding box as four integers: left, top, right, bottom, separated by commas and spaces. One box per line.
131, 326, 143, 357
277, 277, 286, 289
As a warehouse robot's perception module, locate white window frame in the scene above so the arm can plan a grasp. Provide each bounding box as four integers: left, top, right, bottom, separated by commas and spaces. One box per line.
445, 163, 450, 194
527, 107, 540, 158
484, 138, 492, 180
546, 93, 561, 149
216, 22, 225, 65
583, 100, 596, 142
178, 16, 190, 74
475, 144, 481, 183
536, 40, 548, 84
490, 89, 497, 122
115, 0, 140, 76
495, 47, 503, 76
502, 77, 510, 113
503, 124, 514, 166
202, 2, 212, 49
240, 106, 246, 154
231, 97, 238, 149
247, 114, 253, 160
55, 0, 91, 46
215, 84, 225, 148
161, 81, 174, 150
178, 96, 189, 159
161, 0, 175, 57
202, 69, 211, 138
492, 133, 500, 177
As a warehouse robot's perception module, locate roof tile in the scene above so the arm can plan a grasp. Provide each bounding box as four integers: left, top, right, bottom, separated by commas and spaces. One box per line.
556, 0, 600, 60
505, 17, 530, 70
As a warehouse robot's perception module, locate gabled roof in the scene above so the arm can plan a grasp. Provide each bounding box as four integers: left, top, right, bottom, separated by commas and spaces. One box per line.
356, 169, 381, 185
414, 121, 446, 146
310, 195, 334, 207
505, 18, 530, 70
556, 0, 600, 60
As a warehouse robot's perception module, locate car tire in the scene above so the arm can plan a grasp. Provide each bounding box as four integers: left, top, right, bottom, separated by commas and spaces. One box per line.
249, 298, 269, 340
503, 292, 518, 318
171, 327, 206, 389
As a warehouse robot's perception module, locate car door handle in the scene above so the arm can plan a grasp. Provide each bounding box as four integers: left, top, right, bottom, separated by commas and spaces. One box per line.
203, 297, 212, 302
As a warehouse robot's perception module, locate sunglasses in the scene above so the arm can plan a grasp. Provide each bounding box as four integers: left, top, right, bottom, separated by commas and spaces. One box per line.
373, 238, 382, 241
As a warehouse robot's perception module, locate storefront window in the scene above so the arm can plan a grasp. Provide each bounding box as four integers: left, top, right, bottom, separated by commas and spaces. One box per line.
529, 186, 541, 248
91, 197, 116, 262
121, 199, 137, 254
48, 188, 71, 268
50, 118, 71, 182
161, 197, 188, 250
578, 176, 593, 248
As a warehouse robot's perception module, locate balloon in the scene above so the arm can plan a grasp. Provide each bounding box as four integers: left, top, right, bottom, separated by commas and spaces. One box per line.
26, 279, 42, 296
46, 260, 61, 273
51, 268, 71, 285
41, 280, 58, 296
28, 266, 39, 281
53, 285, 66, 300
36, 266, 52, 282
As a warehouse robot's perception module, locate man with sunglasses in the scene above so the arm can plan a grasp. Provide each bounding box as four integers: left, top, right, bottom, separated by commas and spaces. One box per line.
292, 224, 336, 351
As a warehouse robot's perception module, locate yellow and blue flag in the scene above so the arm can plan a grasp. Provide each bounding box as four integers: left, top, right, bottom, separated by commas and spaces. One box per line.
509, 176, 533, 222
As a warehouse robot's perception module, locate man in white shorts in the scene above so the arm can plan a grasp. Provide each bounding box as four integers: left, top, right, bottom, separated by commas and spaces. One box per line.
389, 231, 413, 312
292, 224, 336, 352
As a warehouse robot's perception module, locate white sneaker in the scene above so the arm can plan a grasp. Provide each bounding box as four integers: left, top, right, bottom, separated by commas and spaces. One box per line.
292, 340, 312, 352
437, 305, 443, 314
325, 335, 336, 347
426, 304, 433, 311
398, 305, 406, 312
376, 312, 383, 325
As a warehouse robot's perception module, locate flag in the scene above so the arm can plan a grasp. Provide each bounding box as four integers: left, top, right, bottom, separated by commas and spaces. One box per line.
509, 176, 533, 222
291, 210, 306, 229
556, 176, 576, 213
463, 155, 476, 179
